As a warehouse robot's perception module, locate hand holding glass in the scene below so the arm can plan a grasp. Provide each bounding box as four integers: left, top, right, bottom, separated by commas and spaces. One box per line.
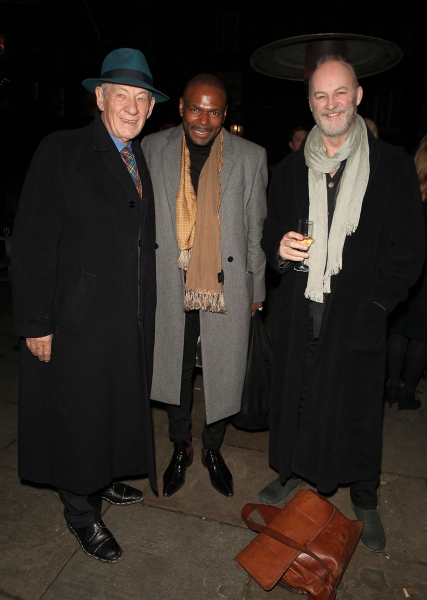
294, 219, 314, 273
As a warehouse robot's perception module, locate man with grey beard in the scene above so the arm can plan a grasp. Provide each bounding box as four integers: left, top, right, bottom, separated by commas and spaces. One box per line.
259, 57, 424, 552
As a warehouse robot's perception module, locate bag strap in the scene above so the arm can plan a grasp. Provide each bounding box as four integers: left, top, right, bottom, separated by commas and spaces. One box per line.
241, 502, 280, 525
241, 504, 336, 594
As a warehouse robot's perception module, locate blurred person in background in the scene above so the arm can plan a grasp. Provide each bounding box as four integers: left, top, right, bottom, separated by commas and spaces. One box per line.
363, 117, 379, 139
386, 134, 427, 410
288, 126, 309, 152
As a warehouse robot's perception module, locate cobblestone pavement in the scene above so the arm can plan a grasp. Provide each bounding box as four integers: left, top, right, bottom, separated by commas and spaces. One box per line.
1, 281, 426, 599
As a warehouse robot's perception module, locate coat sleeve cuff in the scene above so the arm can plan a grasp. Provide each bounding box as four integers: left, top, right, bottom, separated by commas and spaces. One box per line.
14, 308, 54, 338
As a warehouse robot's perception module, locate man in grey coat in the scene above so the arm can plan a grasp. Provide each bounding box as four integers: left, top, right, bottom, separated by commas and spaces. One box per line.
142, 74, 267, 498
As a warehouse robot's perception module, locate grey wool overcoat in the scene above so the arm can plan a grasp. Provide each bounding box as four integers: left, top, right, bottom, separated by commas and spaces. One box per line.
142, 125, 267, 424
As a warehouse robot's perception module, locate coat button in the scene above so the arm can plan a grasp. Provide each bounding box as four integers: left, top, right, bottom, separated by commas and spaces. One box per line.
129, 200, 136, 208
227, 256, 233, 262
155, 243, 159, 249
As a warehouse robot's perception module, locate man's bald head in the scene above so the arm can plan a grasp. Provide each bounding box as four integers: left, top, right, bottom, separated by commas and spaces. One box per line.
308, 55, 359, 97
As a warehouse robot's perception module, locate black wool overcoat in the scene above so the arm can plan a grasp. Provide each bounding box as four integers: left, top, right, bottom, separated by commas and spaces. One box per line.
262, 133, 424, 493
12, 112, 157, 495
388, 200, 427, 341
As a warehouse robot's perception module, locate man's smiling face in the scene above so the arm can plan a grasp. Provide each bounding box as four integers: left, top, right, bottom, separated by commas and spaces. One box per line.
179, 83, 227, 146
95, 83, 155, 145
309, 60, 363, 141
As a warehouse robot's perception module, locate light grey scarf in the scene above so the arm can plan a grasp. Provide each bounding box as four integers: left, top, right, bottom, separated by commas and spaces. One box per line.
303, 115, 370, 302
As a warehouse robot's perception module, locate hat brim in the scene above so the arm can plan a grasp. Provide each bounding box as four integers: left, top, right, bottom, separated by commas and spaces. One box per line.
82, 77, 169, 103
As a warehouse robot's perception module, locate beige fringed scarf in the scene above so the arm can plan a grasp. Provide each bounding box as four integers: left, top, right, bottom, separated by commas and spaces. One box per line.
176, 131, 226, 313
303, 115, 370, 302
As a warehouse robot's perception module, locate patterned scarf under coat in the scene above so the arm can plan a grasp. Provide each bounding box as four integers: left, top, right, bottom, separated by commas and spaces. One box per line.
176, 131, 226, 313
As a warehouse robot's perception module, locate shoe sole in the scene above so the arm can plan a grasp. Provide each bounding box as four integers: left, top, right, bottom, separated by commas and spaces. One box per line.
100, 496, 144, 506
358, 538, 386, 553
68, 525, 124, 563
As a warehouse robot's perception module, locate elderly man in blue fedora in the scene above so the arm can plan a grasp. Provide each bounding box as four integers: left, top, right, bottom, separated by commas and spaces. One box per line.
12, 48, 168, 563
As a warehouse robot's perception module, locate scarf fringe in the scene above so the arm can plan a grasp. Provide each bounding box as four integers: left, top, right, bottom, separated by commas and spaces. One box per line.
184, 289, 227, 313
178, 248, 192, 270
346, 223, 357, 235
304, 290, 324, 303
325, 261, 342, 278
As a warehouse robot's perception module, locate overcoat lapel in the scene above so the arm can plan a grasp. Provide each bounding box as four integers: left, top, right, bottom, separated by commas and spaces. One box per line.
366, 133, 381, 192
93, 112, 142, 205
134, 141, 153, 207
221, 130, 234, 195
103, 151, 142, 205
161, 128, 182, 234
294, 150, 310, 218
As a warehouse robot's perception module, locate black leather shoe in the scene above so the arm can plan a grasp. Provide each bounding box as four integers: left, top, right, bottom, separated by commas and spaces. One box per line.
398, 389, 421, 411
202, 448, 233, 497
68, 520, 123, 562
101, 482, 144, 505
163, 441, 193, 497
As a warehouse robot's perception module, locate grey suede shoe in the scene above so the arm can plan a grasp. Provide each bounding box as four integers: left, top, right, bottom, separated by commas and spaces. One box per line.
352, 503, 386, 552
258, 477, 302, 505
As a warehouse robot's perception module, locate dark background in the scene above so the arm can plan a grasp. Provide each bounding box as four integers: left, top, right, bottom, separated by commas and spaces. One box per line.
1, 0, 426, 223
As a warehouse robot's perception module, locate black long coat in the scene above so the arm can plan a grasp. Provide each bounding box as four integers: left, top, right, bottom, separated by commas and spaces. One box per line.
262, 133, 424, 493
388, 201, 427, 341
12, 112, 157, 495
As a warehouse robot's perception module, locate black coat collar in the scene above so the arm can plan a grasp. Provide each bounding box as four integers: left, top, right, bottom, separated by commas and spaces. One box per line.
91, 111, 152, 203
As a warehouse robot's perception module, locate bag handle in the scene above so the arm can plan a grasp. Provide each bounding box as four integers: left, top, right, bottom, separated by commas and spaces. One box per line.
241, 503, 336, 594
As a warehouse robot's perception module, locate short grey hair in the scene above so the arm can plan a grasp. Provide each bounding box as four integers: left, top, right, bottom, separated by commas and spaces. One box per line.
100, 81, 153, 101
101, 82, 111, 97
308, 55, 359, 96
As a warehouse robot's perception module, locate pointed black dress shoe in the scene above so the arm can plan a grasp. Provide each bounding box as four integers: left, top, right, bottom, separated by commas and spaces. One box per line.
101, 482, 144, 505
163, 441, 193, 497
68, 520, 123, 562
202, 448, 233, 497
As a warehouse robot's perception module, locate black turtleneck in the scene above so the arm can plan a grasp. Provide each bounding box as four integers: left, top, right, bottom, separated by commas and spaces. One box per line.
185, 134, 214, 194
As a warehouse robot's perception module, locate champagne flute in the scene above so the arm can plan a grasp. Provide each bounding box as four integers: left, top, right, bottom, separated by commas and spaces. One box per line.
294, 219, 314, 273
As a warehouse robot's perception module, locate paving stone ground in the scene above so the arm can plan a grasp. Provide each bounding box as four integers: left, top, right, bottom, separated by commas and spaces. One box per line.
1, 280, 426, 600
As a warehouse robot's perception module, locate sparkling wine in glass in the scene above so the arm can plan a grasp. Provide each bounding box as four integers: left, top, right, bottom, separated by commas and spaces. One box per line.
294, 219, 314, 273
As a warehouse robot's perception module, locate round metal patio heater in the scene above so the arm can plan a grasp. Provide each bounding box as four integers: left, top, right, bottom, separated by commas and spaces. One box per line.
250, 33, 403, 82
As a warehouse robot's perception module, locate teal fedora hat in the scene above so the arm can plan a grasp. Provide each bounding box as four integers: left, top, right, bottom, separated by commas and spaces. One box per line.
82, 48, 169, 103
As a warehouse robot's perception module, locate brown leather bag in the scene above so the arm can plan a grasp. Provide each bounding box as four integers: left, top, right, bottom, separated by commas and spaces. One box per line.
235, 489, 363, 600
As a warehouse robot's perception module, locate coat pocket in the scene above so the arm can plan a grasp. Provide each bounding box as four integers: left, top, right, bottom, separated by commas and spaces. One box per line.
349, 300, 388, 354
65, 271, 97, 331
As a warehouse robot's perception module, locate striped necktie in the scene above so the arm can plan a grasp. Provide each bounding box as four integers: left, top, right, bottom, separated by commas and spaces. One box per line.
120, 147, 143, 199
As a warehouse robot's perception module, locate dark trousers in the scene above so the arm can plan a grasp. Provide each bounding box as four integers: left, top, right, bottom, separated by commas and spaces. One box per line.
294, 318, 379, 510
167, 310, 226, 450
58, 488, 102, 528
